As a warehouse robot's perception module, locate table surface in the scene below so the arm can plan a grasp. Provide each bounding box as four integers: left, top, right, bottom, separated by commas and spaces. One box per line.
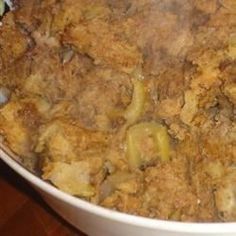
0, 160, 86, 236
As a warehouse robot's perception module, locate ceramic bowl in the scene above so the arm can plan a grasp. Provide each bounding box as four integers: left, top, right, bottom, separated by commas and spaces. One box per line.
1, 147, 236, 236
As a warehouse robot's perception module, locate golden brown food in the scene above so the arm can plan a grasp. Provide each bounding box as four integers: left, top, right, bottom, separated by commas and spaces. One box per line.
0, 0, 235, 222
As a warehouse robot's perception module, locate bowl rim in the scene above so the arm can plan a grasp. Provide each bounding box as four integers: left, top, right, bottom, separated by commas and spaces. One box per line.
1, 148, 236, 234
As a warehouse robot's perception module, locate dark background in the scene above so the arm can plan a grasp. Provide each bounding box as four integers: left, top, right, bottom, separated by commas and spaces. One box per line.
0, 160, 86, 236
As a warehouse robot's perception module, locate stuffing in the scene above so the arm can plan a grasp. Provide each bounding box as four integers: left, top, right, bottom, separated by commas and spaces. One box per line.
0, 0, 235, 222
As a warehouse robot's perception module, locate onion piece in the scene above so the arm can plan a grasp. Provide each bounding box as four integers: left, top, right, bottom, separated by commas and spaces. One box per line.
60, 47, 75, 64
126, 122, 170, 170
0, 87, 10, 105
123, 78, 145, 125
109, 77, 145, 125
100, 171, 133, 200
0, 0, 5, 16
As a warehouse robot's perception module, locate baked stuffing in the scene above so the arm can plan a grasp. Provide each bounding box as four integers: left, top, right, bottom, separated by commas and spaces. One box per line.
0, 0, 235, 222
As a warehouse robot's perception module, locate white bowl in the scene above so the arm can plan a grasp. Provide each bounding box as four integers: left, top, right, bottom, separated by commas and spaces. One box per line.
1, 147, 236, 236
